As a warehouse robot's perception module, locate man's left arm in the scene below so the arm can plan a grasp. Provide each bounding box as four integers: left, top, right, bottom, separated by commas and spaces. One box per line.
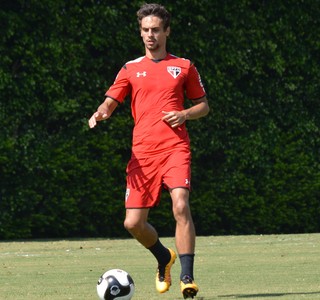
162, 96, 209, 128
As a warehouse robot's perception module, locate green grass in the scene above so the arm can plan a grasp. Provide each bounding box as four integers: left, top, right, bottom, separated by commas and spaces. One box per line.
0, 234, 320, 299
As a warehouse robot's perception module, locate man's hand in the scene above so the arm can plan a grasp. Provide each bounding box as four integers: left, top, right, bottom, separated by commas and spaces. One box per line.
161, 97, 209, 128
88, 97, 119, 128
161, 111, 187, 128
88, 111, 109, 128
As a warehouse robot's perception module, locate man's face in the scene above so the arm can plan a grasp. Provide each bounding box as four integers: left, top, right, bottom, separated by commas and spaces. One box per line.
140, 15, 170, 51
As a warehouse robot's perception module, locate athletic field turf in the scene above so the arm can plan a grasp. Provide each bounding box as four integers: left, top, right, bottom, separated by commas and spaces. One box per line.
0, 234, 319, 299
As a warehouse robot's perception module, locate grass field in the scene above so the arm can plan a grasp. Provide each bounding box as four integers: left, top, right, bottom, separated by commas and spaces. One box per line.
0, 234, 319, 300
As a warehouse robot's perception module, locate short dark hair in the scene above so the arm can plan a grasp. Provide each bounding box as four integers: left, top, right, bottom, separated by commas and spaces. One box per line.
137, 3, 171, 30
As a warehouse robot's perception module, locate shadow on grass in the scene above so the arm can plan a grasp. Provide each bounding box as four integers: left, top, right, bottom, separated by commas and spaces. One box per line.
218, 291, 320, 298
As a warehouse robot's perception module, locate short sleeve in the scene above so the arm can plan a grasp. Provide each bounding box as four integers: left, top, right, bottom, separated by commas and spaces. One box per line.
185, 64, 206, 100
105, 66, 131, 103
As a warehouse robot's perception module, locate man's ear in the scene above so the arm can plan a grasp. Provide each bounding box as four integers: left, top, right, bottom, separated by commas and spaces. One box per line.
166, 26, 171, 37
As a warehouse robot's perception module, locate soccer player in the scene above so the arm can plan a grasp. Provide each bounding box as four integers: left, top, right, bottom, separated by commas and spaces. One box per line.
89, 3, 209, 299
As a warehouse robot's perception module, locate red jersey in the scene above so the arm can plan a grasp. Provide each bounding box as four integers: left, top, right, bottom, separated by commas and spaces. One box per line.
105, 53, 206, 156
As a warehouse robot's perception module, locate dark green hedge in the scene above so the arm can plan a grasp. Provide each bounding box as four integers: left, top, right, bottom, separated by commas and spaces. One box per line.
0, 0, 319, 239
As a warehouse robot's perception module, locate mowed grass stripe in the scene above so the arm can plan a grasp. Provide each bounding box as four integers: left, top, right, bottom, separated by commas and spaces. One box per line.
0, 234, 319, 300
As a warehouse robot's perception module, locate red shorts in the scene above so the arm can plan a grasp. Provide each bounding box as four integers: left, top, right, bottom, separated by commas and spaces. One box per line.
125, 149, 191, 208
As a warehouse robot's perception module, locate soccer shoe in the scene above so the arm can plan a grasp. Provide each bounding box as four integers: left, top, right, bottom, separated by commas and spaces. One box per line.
180, 275, 199, 299
155, 248, 177, 293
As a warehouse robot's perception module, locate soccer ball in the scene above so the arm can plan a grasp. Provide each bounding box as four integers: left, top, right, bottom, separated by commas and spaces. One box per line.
97, 269, 135, 300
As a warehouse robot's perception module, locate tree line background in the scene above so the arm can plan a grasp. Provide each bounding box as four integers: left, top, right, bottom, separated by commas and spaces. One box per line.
0, 0, 319, 239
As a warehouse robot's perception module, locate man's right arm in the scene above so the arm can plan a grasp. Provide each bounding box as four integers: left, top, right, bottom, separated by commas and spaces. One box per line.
88, 97, 119, 128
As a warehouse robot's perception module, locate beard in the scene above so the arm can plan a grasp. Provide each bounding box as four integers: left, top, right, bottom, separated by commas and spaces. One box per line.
145, 39, 160, 51
147, 44, 160, 51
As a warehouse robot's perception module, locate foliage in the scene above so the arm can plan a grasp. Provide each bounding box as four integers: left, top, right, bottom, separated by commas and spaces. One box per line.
0, 0, 319, 239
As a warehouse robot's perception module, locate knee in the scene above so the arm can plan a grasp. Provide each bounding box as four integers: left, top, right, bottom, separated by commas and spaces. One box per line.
171, 188, 191, 220
124, 216, 143, 234
123, 217, 135, 232
173, 199, 191, 221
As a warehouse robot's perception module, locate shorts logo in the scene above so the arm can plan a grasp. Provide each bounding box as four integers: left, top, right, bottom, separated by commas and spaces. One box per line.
167, 66, 181, 79
185, 179, 190, 185
125, 188, 130, 201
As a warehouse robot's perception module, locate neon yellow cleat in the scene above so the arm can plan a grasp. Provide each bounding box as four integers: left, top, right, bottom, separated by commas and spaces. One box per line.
180, 275, 199, 299
155, 248, 177, 293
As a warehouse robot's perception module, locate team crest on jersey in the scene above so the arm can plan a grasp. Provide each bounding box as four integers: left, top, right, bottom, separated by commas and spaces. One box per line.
167, 66, 181, 79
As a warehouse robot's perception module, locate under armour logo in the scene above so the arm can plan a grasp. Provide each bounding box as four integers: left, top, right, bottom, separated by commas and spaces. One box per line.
137, 71, 147, 77
185, 179, 190, 185
167, 66, 181, 79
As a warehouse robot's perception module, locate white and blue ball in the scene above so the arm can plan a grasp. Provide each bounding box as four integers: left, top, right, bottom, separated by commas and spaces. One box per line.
97, 269, 135, 300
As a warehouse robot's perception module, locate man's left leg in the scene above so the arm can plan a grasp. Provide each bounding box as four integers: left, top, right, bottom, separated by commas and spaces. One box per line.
170, 188, 199, 299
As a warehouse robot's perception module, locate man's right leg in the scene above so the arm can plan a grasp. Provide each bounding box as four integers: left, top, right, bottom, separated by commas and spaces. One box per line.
124, 208, 156, 248
124, 208, 176, 293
